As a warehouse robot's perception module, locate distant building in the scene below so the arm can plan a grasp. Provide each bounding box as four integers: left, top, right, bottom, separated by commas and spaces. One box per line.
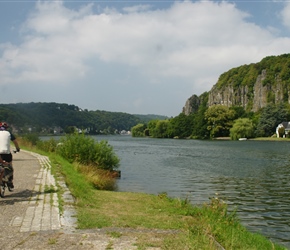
120, 130, 131, 135
276, 122, 290, 138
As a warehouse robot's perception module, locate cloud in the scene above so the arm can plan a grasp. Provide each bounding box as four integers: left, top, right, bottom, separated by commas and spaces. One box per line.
1, 0, 290, 116
281, 1, 290, 29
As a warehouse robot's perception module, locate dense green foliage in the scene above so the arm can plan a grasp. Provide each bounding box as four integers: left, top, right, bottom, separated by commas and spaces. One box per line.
131, 123, 147, 137
32, 133, 120, 171
132, 102, 290, 140
256, 103, 290, 137
168, 113, 194, 138
190, 92, 210, 139
204, 105, 236, 138
230, 118, 255, 140
217, 53, 290, 88
56, 133, 120, 170
0, 102, 163, 135
134, 114, 169, 123
217, 63, 259, 92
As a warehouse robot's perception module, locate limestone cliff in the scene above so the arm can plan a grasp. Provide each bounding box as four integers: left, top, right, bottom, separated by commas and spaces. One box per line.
182, 94, 200, 115
183, 54, 290, 115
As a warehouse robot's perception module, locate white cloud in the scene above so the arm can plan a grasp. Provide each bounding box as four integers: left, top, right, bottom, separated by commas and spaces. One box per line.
281, 1, 290, 29
1, 0, 290, 116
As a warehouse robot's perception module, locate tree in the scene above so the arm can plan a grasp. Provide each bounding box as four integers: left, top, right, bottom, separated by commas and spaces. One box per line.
131, 123, 146, 137
147, 120, 158, 137
256, 103, 289, 137
152, 120, 171, 138
230, 118, 254, 140
230, 106, 246, 119
191, 92, 210, 139
169, 113, 193, 138
64, 126, 76, 134
204, 105, 236, 138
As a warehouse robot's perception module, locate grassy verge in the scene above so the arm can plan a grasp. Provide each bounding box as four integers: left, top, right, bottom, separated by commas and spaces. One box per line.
19, 140, 286, 250
250, 137, 290, 141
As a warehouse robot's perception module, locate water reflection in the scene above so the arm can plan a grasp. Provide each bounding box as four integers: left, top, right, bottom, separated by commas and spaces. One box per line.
96, 136, 290, 248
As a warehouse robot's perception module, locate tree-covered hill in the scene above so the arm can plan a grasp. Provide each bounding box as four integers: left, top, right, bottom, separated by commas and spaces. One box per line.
0, 102, 164, 135
217, 53, 290, 90
206, 53, 290, 112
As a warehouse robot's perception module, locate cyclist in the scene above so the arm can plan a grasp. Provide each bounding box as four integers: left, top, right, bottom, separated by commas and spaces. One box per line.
0, 122, 20, 191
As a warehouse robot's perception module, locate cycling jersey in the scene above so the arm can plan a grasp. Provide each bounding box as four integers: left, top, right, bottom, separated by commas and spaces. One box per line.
0, 130, 15, 154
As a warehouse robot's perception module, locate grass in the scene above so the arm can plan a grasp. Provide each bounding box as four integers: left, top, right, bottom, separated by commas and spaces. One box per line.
19, 141, 287, 249
75, 163, 116, 190
251, 137, 290, 141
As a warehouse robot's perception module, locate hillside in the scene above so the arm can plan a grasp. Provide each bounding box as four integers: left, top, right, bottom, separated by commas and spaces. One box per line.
0, 102, 163, 135
183, 53, 290, 114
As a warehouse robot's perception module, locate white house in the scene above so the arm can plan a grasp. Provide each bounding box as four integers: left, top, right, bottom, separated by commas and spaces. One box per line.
276, 122, 290, 138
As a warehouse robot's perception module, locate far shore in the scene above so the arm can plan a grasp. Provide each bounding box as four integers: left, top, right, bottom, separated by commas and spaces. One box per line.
214, 136, 290, 141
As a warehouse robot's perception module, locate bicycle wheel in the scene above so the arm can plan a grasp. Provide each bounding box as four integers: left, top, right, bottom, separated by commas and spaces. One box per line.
0, 183, 5, 198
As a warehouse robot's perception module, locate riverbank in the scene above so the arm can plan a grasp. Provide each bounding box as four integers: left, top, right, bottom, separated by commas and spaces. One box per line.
41, 151, 285, 250
214, 136, 290, 141
251, 137, 290, 141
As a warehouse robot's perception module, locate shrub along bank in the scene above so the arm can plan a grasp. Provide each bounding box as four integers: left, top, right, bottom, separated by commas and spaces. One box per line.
19, 134, 286, 249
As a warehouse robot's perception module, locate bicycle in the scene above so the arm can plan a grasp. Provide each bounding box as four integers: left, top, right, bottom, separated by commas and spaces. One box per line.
0, 162, 13, 198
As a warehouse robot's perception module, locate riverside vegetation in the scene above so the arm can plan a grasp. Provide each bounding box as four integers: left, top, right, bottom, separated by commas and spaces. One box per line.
19, 133, 286, 249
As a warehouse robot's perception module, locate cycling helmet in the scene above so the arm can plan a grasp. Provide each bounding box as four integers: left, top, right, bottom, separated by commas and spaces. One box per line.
0, 122, 8, 130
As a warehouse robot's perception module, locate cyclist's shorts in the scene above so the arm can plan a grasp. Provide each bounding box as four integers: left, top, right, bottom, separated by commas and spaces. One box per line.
0, 153, 12, 162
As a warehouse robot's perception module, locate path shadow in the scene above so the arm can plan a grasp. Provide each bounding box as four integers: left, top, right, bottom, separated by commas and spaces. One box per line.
13, 158, 37, 162
0, 189, 40, 206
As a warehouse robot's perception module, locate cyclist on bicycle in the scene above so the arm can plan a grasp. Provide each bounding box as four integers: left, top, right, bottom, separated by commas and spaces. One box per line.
0, 122, 20, 191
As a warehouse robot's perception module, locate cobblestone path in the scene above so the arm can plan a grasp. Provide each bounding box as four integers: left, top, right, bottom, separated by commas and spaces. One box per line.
0, 150, 140, 250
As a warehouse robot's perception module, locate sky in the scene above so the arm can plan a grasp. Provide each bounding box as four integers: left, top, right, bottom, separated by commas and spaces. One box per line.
1, 1, 290, 117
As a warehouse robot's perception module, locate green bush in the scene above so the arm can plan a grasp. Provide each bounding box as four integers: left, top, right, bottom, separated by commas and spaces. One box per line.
56, 133, 120, 171
36, 138, 58, 152
22, 133, 40, 146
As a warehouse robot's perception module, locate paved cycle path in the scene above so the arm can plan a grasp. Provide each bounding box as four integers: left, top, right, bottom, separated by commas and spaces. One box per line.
0, 151, 140, 250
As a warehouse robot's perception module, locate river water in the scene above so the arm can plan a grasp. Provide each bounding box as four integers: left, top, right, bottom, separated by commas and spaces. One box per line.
93, 135, 290, 248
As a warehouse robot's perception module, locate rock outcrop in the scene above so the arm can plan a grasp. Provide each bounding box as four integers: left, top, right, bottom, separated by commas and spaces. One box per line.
183, 54, 290, 115
182, 94, 200, 115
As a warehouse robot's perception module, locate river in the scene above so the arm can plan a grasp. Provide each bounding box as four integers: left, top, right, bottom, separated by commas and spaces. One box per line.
93, 135, 290, 249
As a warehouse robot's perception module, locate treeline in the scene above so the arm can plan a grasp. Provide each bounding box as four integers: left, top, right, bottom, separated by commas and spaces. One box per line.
0, 102, 165, 135
131, 93, 290, 139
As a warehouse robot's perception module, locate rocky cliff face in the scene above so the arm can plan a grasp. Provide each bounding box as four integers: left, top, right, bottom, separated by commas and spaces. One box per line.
182, 94, 200, 115
183, 68, 290, 115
